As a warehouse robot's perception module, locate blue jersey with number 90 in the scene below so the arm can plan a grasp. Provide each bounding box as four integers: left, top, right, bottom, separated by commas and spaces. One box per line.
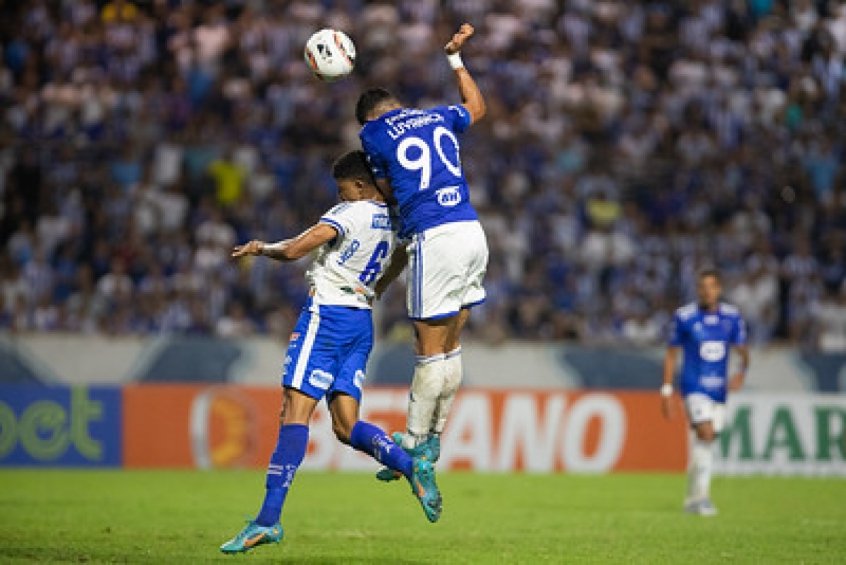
360, 104, 478, 237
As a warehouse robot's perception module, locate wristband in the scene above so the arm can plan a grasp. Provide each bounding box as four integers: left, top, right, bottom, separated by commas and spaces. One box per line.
660, 383, 673, 397
447, 52, 464, 70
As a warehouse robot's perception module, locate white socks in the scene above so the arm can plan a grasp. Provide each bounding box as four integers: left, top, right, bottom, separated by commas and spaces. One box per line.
432, 347, 463, 434
687, 437, 714, 502
403, 353, 446, 449
403, 347, 464, 449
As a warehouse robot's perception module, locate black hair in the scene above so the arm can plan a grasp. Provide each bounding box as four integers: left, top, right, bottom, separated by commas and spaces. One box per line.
331, 150, 374, 183
698, 268, 721, 282
355, 87, 396, 125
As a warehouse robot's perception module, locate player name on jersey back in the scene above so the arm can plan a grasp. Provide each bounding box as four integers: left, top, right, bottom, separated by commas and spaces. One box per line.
383, 108, 447, 140
360, 105, 479, 236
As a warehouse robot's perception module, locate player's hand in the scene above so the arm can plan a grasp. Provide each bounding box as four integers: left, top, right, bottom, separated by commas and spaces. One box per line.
661, 395, 675, 420
445, 23, 474, 54
729, 372, 745, 392
232, 240, 264, 258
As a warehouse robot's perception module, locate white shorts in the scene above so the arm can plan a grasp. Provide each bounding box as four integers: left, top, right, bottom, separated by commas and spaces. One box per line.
406, 220, 488, 320
684, 393, 726, 433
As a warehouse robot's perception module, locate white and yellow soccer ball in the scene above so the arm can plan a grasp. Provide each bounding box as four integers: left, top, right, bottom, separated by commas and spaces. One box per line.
304, 29, 356, 82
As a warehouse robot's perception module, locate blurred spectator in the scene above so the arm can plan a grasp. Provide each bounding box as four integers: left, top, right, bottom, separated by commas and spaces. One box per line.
0, 0, 843, 348
811, 284, 846, 351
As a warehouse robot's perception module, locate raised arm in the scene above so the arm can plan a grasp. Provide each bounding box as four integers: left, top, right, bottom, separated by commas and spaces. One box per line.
445, 23, 486, 124
232, 223, 337, 262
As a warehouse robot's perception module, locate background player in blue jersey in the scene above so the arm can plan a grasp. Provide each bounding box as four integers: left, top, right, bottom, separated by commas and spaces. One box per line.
661, 269, 750, 516
219, 151, 441, 555
355, 24, 487, 470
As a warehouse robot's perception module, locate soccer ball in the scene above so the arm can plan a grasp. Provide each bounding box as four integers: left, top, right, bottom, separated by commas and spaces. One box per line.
304, 29, 356, 82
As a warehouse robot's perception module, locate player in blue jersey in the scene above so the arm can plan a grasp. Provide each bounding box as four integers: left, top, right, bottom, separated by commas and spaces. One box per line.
219, 151, 441, 555
355, 24, 488, 472
661, 269, 750, 516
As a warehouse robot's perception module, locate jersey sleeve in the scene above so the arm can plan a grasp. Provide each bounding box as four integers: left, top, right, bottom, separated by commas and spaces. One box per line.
319, 203, 356, 238
359, 127, 389, 180
731, 315, 748, 345
432, 104, 472, 134
667, 313, 683, 347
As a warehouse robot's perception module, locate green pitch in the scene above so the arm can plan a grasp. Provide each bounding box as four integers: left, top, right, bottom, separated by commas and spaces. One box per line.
1, 470, 844, 564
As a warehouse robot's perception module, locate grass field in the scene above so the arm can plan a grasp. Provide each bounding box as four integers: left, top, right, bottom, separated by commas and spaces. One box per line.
1, 470, 844, 564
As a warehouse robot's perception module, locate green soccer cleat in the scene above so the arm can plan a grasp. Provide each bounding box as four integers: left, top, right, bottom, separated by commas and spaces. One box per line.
219, 520, 283, 554
407, 457, 442, 523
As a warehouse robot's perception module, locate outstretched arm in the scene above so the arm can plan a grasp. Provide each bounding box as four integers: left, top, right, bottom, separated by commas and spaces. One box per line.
445, 23, 486, 124
232, 223, 337, 262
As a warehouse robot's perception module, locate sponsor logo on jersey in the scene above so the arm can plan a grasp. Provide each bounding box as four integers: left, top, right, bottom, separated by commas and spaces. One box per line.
699, 341, 726, 362
371, 213, 391, 230
435, 186, 462, 207
308, 369, 334, 390
337, 239, 360, 265
354, 369, 366, 390
701, 375, 724, 389
704, 315, 719, 325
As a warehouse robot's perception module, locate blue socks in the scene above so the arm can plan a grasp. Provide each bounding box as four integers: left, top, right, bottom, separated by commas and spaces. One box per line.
255, 420, 413, 526
350, 420, 413, 479
255, 423, 309, 526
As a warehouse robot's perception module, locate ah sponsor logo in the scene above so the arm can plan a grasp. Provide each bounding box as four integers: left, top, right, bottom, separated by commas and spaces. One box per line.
436, 186, 461, 207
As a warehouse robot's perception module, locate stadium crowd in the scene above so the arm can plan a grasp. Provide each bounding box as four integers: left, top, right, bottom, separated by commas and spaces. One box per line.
1, 0, 845, 349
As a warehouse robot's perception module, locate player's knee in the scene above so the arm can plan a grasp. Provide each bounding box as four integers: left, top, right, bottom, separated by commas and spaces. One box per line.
696, 425, 716, 442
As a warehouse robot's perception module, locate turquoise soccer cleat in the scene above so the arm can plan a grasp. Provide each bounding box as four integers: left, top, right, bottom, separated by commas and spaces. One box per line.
219, 520, 283, 554
376, 432, 441, 482
407, 457, 442, 523
425, 434, 441, 462
376, 466, 403, 481
684, 498, 718, 517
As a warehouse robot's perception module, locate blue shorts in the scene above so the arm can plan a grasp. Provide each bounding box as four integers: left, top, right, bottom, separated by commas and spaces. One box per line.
282, 299, 373, 403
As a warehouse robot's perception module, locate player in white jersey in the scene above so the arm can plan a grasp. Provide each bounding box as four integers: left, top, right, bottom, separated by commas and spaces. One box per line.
356, 23, 487, 472
220, 151, 441, 555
